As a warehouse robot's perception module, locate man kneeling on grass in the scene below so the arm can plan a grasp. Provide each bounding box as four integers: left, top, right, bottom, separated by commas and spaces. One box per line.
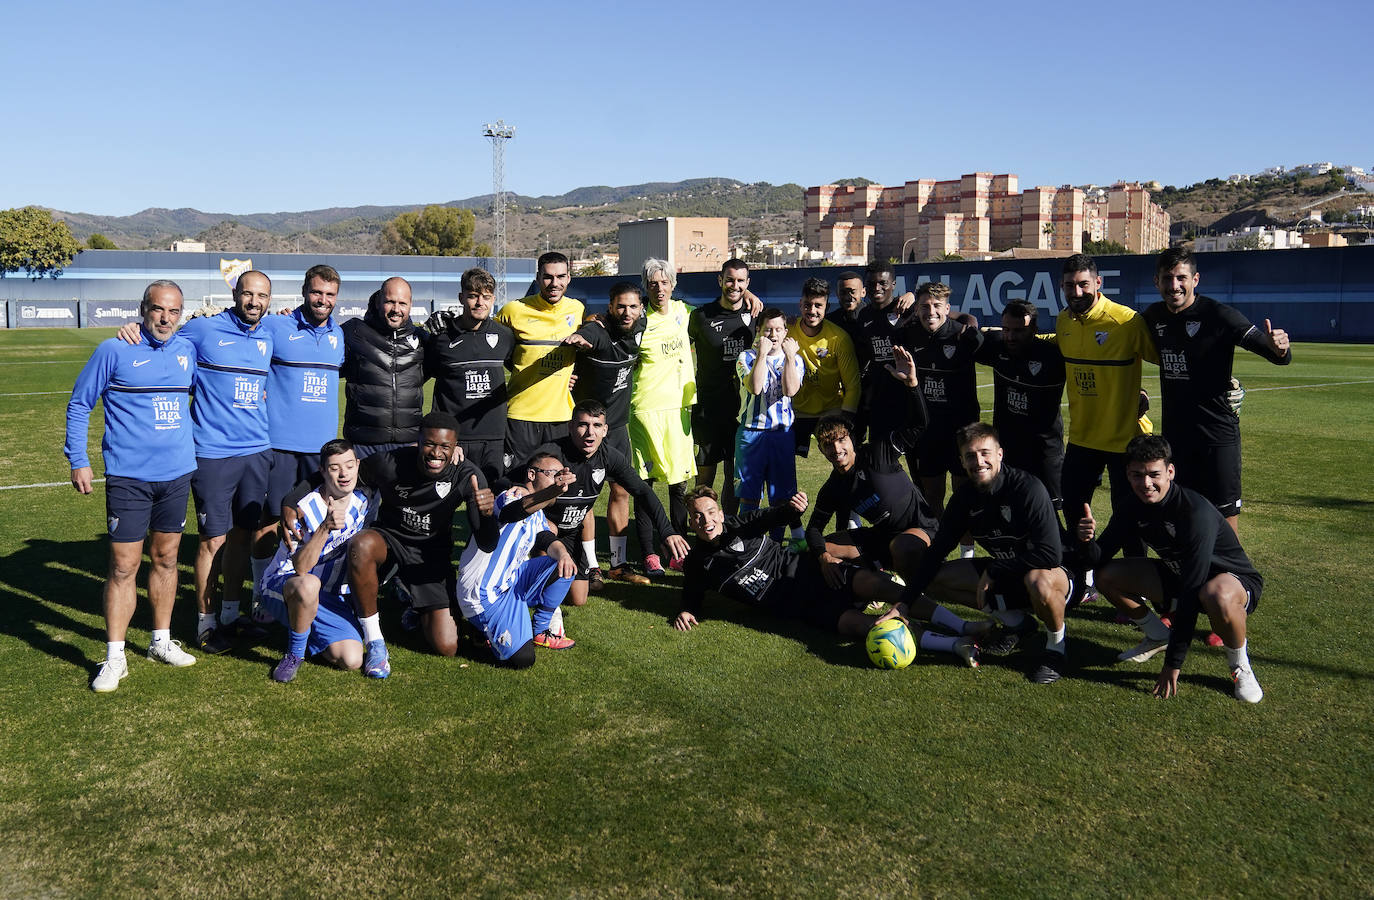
880, 422, 1075, 684
1076, 434, 1265, 703
260, 440, 376, 683
671, 486, 981, 667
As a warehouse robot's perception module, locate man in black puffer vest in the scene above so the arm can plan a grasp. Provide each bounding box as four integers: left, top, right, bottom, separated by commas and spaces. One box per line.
342, 277, 426, 459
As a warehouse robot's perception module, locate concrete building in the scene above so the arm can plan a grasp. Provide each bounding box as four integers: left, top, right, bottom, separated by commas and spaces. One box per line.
1194, 227, 1305, 252
806, 173, 1169, 262
617, 216, 728, 275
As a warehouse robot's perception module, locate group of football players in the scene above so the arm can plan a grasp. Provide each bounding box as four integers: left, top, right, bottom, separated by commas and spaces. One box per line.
66, 247, 1290, 703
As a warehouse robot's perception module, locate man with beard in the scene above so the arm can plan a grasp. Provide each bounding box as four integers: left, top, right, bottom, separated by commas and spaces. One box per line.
342, 413, 496, 669
1055, 253, 1159, 548
885, 423, 1075, 685
825, 271, 867, 349
853, 260, 920, 446
974, 299, 1067, 507
1143, 247, 1291, 534
562, 282, 648, 585
496, 251, 584, 480
341, 277, 426, 460
252, 265, 347, 606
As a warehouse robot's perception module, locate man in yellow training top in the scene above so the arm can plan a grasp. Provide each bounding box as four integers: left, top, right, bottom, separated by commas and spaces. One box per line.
787, 277, 860, 459
1054, 253, 1158, 547
496, 251, 585, 480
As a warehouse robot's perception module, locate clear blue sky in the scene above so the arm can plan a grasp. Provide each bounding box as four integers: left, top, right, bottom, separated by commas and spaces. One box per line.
7, 0, 1370, 216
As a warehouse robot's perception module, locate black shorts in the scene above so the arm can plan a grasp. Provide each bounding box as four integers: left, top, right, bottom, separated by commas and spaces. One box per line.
1171, 440, 1242, 518
604, 422, 631, 461
1158, 563, 1261, 617
829, 526, 897, 568
377, 529, 455, 612
191, 449, 271, 537
553, 533, 592, 581
504, 420, 566, 479
460, 438, 505, 486
693, 406, 739, 467
792, 417, 818, 458
968, 558, 1075, 612
915, 426, 963, 478
1000, 434, 1064, 509
106, 473, 192, 542
762, 556, 864, 631
266, 449, 320, 521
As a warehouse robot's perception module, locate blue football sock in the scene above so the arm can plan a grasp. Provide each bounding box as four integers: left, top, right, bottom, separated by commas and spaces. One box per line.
288, 629, 309, 658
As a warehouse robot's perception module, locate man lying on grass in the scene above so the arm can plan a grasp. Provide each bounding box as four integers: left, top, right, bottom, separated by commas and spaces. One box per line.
671, 486, 982, 667
1077, 434, 1265, 703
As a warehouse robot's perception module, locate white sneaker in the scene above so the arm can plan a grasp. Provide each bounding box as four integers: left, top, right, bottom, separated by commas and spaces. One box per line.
92, 656, 129, 692
147, 640, 197, 667
1231, 666, 1263, 704
1118, 636, 1170, 663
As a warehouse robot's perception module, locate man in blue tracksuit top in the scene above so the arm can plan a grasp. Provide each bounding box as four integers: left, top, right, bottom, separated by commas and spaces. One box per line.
66, 280, 200, 693
180, 270, 275, 651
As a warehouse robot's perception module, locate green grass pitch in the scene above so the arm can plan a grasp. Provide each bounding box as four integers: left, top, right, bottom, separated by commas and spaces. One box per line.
1, 328, 1371, 897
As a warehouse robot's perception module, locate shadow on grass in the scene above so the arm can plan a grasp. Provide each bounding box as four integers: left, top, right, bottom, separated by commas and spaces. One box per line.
0, 535, 117, 672
1286, 495, 1374, 510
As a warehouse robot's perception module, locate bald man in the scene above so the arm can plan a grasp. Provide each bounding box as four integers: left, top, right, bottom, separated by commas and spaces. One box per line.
341, 276, 427, 459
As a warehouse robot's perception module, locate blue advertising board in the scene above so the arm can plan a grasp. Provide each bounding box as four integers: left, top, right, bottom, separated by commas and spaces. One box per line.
574, 245, 1374, 342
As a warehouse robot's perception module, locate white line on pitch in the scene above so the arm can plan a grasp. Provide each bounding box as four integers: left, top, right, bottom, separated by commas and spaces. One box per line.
0, 479, 103, 491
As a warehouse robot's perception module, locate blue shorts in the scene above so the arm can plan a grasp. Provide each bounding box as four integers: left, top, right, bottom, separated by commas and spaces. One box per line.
192, 450, 271, 537
266, 450, 321, 521
259, 570, 365, 657
465, 556, 572, 662
734, 426, 797, 506
105, 473, 192, 543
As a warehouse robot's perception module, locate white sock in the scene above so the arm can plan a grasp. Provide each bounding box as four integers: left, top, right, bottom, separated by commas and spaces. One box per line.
1224, 639, 1250, 670
220, 600, 240, 624
360, 613, 384, 643
107, 640, 126, 661
930, 604, 969, 635
581, 540, 598, 569
992, 609, 1027, 628
549, 607, 565, 637
1085, 569, 1096, 587
197, 612, 217, 635
919, 632, 958, 654
1046, 626, 1067, 655
610, 536, 628, 567
151, 628, 171, 647
959, 543, 976, 559
251, 556, 270, 601
1136, 609, 1170, 641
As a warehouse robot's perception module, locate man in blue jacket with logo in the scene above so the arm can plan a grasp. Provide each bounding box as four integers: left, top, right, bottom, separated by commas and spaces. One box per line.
66, 280, 200, 692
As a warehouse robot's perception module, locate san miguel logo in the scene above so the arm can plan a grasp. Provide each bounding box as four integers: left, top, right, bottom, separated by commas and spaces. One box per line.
220, 258, 253, 289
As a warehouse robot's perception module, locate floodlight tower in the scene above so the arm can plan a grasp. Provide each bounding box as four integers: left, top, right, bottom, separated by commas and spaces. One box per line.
482, 120, 515, 305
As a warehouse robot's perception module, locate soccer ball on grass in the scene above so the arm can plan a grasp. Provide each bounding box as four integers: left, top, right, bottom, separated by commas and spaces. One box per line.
866, 619, 917, 669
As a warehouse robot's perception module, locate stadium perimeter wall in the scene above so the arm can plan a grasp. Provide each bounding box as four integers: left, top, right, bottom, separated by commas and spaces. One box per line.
0, 250, 536, 329
574, 245, 1374, 343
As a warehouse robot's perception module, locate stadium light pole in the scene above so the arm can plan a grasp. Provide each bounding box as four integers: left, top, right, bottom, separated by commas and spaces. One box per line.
483, 120, 515, 306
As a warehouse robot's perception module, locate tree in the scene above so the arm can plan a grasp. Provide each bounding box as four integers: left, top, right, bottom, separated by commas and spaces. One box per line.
0, 206, 83, 279
378, 205, 482, 256
577, 259, 609, 277
1083, 239, 1129, 255
1228, 232, 1265, 251
86, 233, 117, 250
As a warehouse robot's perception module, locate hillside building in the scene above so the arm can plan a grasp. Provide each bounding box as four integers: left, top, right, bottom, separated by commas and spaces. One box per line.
806, 173, 1170, 262
617, 216, 728, 275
